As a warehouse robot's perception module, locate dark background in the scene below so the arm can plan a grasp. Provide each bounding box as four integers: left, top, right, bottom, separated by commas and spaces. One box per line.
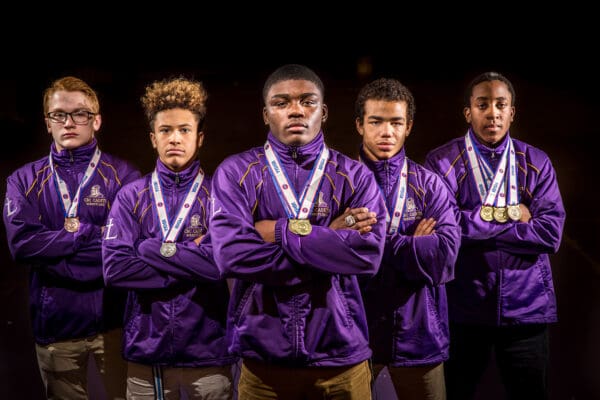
1, 23, 598, 399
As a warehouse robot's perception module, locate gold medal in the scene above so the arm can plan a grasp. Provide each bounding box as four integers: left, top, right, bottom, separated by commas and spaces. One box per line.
480, 206, 494, 222
507, 204, 521, 221
288, 219, 312, 236
160, 242, 177, 258
493, 207, 508, 223
64, 217, 80, 232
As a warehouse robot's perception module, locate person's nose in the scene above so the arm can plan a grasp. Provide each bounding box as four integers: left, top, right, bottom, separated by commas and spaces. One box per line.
486, 107, 499, 120
63, 114, 76, 127
381, 122, 394, 136
169, 131, 182, 143
288, 101, 305, 117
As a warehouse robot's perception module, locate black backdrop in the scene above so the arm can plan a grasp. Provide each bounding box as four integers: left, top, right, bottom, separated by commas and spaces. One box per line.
1, 30, 598, 399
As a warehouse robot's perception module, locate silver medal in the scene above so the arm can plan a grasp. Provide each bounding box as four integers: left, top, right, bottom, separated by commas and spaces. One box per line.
160, 242, 177, 258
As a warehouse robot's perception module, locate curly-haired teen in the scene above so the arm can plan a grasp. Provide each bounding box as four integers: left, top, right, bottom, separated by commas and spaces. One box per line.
3, 76, 140, 399
102, 77, 235, 399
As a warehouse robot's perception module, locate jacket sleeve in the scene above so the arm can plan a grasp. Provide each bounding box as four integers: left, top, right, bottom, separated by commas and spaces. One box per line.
279, 166, 386, 277
384, 173, 460, 285
493, 157, 565, 254
136, 234, 220, 282
3, 172, 104, 282
424, 152, 511, 244
210, 162, 314, 287
102, 188, 178, 289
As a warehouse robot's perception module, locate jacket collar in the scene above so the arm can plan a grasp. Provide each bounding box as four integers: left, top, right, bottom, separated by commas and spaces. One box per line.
266, 131, 325, 168
50, 138, 98, 167
360, 146, 406, 178
469, 128, 510, 159
155, 159, 201, 188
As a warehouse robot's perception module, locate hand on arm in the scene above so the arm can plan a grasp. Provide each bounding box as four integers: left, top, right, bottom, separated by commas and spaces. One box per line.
413, 217, 436, 236
519, 203, 532, 223
194, 234, 205, 246
255, 220, 277, 243
329, 207, 377, 234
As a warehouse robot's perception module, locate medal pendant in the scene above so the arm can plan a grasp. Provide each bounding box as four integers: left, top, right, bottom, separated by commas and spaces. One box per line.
507, 205, 522, 221
64, 217, 80, 232
160, 242, 177, 258
289, 219, 312, 236
480, 206, 494, 222
493, 207, 509, 223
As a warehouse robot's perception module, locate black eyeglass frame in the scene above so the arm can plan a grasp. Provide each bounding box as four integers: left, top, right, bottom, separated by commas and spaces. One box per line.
46, 110, 97, 125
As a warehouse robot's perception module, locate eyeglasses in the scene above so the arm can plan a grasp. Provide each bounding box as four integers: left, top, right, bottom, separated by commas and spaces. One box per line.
47, 110, 96, 125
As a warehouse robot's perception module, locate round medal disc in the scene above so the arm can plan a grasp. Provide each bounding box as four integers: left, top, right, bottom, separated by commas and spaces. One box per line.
493, 207, 509, 223
480, 206, 494, 222
289, 219, 312, 236
64, 217, 80, 232
507, 205, 522, 221
160, 242, 177, 258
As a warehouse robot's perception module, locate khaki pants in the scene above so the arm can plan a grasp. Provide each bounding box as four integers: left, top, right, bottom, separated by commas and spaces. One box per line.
35, 328, 127, 400
373, 362, 446, 400
237, 359, 372, 400
126, 362, 233, 399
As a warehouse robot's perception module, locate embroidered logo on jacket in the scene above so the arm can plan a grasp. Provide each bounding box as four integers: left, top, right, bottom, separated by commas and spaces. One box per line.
311, 191, 331, 217
84, 185, 107, 207
4, 196, 17, 217
184, 214, 206, 238
402, 197, 423, 221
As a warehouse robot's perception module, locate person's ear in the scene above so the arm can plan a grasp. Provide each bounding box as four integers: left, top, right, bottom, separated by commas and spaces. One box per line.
406, 120, 414, 137
93, 114, 102, 132
263, 107, 269, 125
150, 132, 157, 149
463, 107, 472, 124
355, 118, 364, 136
321, 104, 328, 123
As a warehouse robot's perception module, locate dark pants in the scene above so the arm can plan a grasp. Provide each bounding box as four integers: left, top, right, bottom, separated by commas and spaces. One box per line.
445, 323, 549, 400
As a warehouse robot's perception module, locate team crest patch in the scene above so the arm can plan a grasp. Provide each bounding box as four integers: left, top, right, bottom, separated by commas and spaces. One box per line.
311, 191, 330, 217
402, 197, 423, 221
83, 185, 107, 207
184, 214, 206, 238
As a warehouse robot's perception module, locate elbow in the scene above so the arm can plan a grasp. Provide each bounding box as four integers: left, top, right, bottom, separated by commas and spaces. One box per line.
213, 253, 233, 277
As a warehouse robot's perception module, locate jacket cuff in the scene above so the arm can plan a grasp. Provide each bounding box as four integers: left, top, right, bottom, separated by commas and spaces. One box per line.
274, 218, 287, 244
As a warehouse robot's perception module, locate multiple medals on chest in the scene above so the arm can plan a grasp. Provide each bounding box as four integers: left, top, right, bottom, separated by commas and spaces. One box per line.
263, 141, 329, 236
465, 132, 521, 224
49, 147, 102, 233
151, 169, 205, 258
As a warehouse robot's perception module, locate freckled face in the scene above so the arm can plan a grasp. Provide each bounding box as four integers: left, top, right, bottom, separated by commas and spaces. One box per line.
45, 91, 101, 151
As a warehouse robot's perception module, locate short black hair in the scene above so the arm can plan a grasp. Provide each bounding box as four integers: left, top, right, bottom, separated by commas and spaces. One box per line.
355, 78, 415, 122
465, 71, 516, 107
262, 64, 324, 103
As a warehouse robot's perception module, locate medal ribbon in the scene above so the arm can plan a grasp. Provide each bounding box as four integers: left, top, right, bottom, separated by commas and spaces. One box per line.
507, 139, 519, 206
49, 147, 102, 218
464, 131, 509, 208
358, 155, 390, 226
151, 170, 204, 242
264, 141, 329, 219
387, 158, 408, 234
